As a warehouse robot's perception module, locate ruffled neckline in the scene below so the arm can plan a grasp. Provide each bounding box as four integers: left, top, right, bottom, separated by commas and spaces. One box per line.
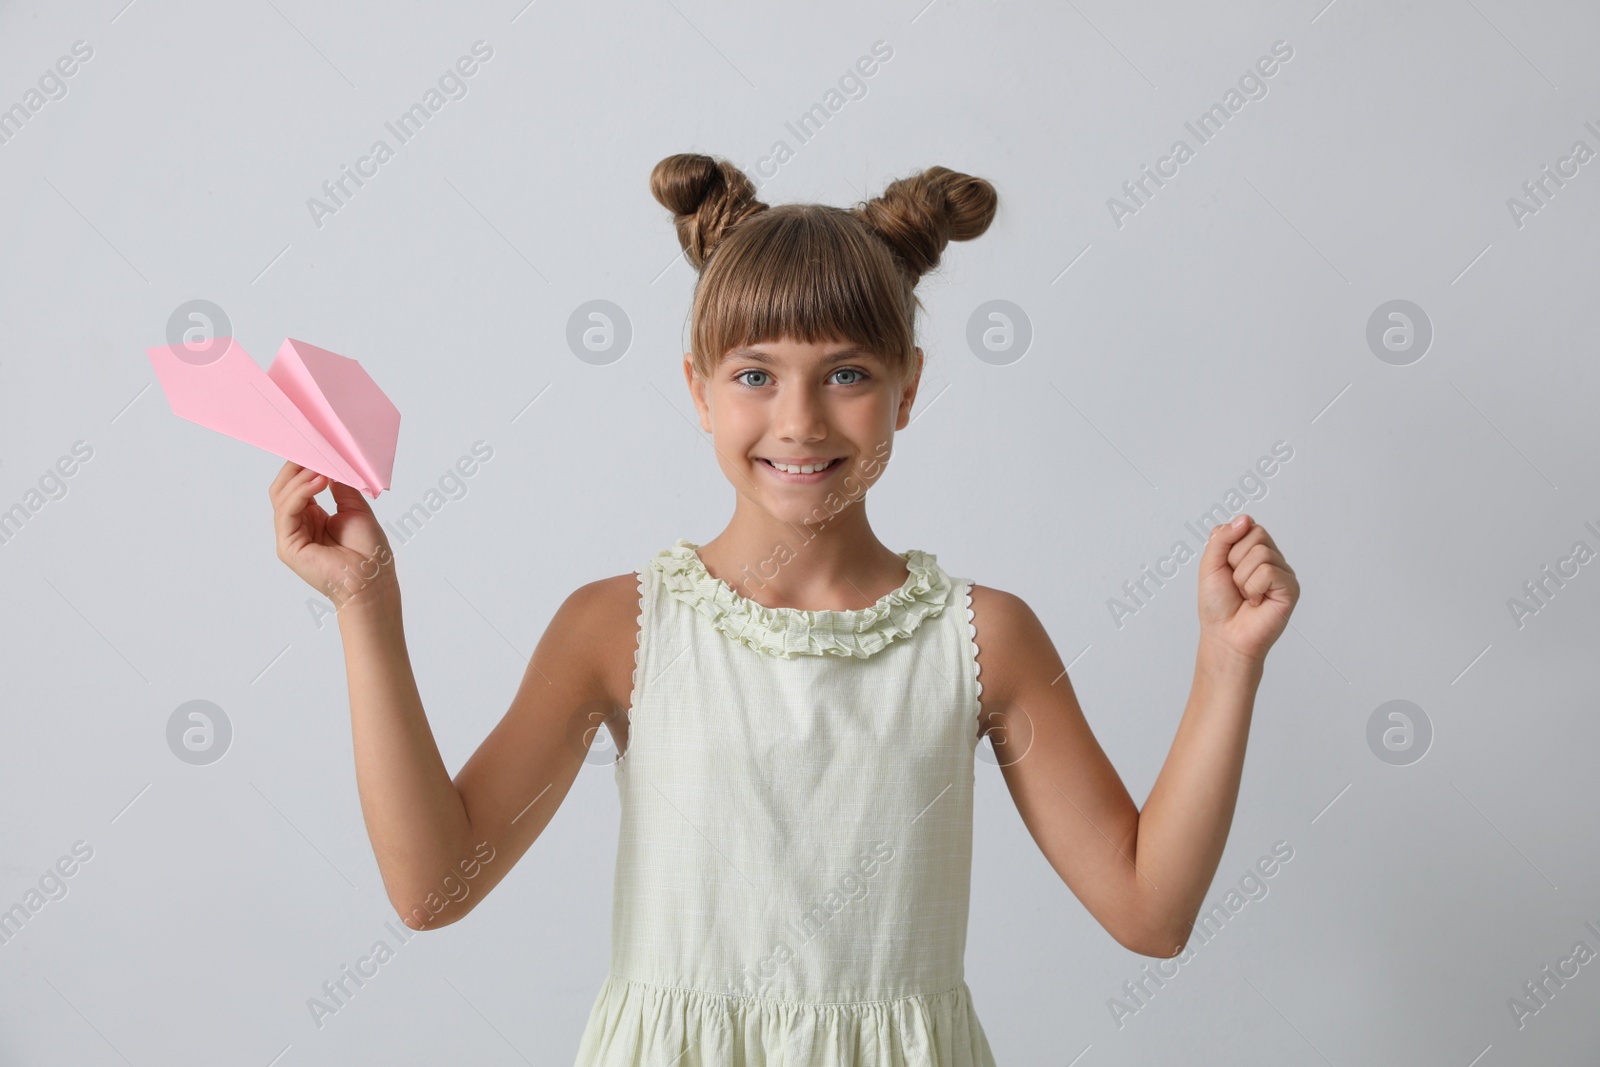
651, 539, 955, 659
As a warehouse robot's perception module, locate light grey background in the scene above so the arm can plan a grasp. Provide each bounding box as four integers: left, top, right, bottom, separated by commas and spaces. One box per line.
2, 0, 1597, 1063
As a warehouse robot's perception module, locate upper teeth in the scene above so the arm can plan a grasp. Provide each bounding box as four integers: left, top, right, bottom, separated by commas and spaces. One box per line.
769, 459, 834, 474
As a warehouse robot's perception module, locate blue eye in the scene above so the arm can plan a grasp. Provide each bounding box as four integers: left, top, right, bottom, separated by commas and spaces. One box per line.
732, 367, 869, 388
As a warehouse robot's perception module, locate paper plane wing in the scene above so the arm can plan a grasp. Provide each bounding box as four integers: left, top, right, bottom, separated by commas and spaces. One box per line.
267, 339, 401, 497
146, 336, 398, 499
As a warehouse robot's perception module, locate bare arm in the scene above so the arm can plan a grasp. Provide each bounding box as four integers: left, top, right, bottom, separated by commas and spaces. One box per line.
271, 462, 632, 930
974, 515, 1297, 957
335, 588, 471, 928
1126, 636, 1263, 953
337, 577, 629, 930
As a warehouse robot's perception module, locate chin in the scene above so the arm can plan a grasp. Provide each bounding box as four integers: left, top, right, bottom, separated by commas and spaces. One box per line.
749, 496, 831, 527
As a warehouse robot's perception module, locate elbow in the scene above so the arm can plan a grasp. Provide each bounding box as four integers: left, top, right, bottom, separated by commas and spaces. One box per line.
383, 843, 496, 931
389, 895, 471, 932
1116, 928, 1187, 959
1109, 878, 1195, 957
1113, 913, 1191, 958
1140, 934, 1189, 959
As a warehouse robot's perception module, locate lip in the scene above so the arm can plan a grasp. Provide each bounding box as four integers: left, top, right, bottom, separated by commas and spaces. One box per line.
757, 456, 845, 483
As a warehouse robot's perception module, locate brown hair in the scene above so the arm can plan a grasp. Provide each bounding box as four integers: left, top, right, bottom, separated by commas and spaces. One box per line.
650, 153, 998, 385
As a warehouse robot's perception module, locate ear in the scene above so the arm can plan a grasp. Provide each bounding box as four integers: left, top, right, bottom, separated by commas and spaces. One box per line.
684, 353, 712, 432
894, 347, 924, 431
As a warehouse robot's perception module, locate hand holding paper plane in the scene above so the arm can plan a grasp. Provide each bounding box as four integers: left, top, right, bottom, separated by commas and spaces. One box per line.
146, 337, 401, 499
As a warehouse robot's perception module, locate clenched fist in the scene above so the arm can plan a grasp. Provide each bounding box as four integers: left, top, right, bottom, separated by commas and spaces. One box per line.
1197, 514, 1298, 665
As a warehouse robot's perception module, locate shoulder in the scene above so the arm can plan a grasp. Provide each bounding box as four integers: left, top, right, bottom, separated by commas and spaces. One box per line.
965, 582, 1058, 731
564, 570, 645, 617
965, 582, 1041, 643
546, 571, 646, 710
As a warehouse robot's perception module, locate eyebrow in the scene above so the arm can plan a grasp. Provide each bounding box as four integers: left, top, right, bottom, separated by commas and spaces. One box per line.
728, 346, 881, 366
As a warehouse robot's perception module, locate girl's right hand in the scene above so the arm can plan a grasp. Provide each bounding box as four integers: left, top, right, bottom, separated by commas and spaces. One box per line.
270, 460, 398, 611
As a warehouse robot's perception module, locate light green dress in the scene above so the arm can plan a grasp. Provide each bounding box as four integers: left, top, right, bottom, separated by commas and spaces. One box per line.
572, 539, 998, 1066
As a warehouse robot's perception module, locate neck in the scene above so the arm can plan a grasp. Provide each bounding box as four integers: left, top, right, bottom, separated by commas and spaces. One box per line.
696, 498, 908, 611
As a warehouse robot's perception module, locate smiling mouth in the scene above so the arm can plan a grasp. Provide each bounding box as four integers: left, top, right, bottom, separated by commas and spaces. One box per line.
760, 458, 845, 473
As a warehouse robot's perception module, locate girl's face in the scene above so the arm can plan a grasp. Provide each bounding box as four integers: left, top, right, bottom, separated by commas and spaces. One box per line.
685, 336, 922, 527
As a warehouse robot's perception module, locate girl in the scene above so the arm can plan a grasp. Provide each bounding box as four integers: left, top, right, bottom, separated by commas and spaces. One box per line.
270, 152, 1299, 1065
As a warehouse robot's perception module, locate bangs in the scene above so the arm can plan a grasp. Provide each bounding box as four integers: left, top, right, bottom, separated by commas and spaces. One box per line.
689, 205, 919, 383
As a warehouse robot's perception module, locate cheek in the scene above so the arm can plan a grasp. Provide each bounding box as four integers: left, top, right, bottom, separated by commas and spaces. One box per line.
714, 408, 757, 439
856, 400, 898, 437
707, 413, 763, 459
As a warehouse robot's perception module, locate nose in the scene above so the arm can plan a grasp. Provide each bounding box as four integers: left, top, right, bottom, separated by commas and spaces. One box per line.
773, 382, 827, 443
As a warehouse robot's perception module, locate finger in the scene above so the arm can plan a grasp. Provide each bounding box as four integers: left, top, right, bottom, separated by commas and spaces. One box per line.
303, 498, 330, 531
271, 464, 320, 509
1239, 532, 1294, 579
1232, 543, 1275, 601
1241, 563, 1285, 607
269, 465, 315, 513
274, 467, 328, 542
326, 479, 376, 518
1199, 514, 1255, 582
1226, 524, 1271, 569
1228, 523, 1297, 581
1242, 523, 1288, 564
269, 460, 306, 500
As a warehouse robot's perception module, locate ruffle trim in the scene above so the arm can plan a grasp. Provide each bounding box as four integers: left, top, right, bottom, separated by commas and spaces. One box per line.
651, 539, 954, 659
573, 972, 997, 1065
962, 579, 984, 736
615, 567, 648, 770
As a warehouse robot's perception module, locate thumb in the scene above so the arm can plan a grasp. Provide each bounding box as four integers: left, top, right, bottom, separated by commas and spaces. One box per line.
1198, 513, 1253, 583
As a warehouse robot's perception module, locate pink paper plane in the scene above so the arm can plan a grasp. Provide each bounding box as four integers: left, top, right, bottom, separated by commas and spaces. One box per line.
146, 337, 400, 499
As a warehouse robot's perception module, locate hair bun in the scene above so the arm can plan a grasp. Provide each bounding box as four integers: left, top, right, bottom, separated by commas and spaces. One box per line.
854, 166, 998, 278
650, 153, 768, 270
